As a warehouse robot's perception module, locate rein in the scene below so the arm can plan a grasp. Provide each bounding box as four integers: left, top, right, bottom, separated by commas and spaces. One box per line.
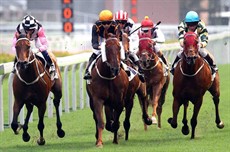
179, 61, 204, 77
140, 52, 159, 71
95, 63, 117, 80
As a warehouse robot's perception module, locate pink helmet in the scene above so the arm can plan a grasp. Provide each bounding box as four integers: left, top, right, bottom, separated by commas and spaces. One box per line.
115, 10, 128, 20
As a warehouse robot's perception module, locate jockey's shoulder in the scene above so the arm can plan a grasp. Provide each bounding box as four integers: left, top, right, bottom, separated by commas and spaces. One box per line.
198, 20, 206, 27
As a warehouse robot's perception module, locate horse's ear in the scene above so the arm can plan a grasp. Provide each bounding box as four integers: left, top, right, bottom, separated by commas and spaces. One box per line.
15, 33, 20, 39
26, 33, 30, 39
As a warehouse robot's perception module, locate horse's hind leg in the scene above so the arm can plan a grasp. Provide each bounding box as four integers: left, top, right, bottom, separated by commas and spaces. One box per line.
208, 78, 224, 129
52, 82, 65, 138
11, 100, 24, 134
22, 103, 34, 142
123, 97, 134, 140
181, 102, 189, 135
37, 103, 46, 145
53, 97, 65, 138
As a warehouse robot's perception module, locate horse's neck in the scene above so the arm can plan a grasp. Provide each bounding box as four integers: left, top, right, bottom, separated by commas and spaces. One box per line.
182, 57, 204, 73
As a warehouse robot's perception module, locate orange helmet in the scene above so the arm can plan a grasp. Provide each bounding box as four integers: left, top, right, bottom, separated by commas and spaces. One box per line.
141, 16, 154, 30
115, 10, 128, 21
99, 10, 113, 21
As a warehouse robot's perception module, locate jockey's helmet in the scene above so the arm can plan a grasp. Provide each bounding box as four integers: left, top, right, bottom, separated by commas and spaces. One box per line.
22, 15, 37, 31
99, 10, 113, 21
141, 16, 154, 30
185, 11, 200, 23
115, 10, 128, 21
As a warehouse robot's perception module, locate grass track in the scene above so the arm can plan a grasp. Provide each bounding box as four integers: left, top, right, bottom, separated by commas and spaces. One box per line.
0, 64, 229, 152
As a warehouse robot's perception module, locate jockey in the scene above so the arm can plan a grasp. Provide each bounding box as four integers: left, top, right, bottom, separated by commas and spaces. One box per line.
83, 10, 119, 80
138, 16, 169, 68
114, 10, 145, 82
12, 15, 57, 80
170, 11, 218, 75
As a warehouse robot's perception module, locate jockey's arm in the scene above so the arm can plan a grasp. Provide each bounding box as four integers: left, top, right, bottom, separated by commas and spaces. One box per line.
11, 32, 18, 53
198, 21, 208, 48
91, 25, 101, 50
178, 21, 186, 47
153, 29, 165, 43
35, 27, 48, 52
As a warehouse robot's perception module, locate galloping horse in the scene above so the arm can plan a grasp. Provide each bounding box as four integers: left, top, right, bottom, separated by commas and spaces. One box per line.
137, 36, 170, 129
121, 32, 152, 139
86, 32, 129, 147
11, 33, 65, 145
168, 31, 224, 139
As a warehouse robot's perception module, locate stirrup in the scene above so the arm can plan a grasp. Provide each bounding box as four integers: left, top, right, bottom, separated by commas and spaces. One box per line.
50, 70, 58, 81
170, 68, 174, 75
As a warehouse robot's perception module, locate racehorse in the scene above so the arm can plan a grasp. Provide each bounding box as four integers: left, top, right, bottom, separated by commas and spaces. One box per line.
137, 36, 170, 129
121, 32, 152, 139
11, 33, 65, 145
168, 31, 224, 139
86, 31, 129, 147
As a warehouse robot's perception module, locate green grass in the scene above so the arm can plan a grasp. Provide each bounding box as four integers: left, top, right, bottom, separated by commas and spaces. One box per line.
0, 64, 229, 152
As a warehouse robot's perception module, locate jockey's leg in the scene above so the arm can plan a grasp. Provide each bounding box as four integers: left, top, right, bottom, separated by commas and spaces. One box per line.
41, 50, 57, 80
12, 57, 17, 73
157, 51, 169, 68
129, 52, 145, 82
170, 50, 183, 75
199, 48, 218, 74
83, 53, 98, 80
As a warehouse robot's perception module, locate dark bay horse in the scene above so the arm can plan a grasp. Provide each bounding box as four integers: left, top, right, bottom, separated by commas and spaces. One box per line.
86, 33, 129, 147
121, 32, 152, 139
168, 31, 224, 139
11, 34, 65, 145
137, 36, 170, 129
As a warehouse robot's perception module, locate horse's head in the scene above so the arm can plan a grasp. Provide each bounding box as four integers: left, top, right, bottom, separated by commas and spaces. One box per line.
105, 33, 121, 76
15, 33, 33, 70
183, 32, 199, 65
137, 37, 156, 69
121, 32, 130, 53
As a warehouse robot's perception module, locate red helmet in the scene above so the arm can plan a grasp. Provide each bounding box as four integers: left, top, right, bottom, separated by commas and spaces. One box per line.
115, 10, 128, 20
141, 16, 154, 30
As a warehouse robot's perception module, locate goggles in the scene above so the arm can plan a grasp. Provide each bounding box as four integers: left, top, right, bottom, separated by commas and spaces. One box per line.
116, 20, 127, 24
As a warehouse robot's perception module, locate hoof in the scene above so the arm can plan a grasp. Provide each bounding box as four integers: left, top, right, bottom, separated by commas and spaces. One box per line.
57, 129, 65, 138
217, 121, 224, 129
22, 132, 30, 142
151, 116, 157, 125
37, 137, 45, 146
143, 117, 152, 126
96, 140, 103, 148
181, 125, 189, 135
168, 118, 177, 128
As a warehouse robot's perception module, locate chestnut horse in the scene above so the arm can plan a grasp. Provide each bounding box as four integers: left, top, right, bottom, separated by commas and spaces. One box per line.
137, 36, 170, 129
86, 33, 129, 147
168, 31, 224, 139
11, 34, 65, 145
121, 32, 152, 139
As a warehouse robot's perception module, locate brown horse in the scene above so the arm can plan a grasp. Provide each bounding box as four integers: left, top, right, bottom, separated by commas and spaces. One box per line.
86, 32, 129, 147
168, 31, 224, 139
121, 32, 152, 139
137, 36, 170, 129
11, 33, 65, 145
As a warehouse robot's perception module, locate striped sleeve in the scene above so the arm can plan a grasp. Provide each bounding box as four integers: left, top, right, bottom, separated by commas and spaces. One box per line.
178, 21, 186, 41
198, 21, 208, 47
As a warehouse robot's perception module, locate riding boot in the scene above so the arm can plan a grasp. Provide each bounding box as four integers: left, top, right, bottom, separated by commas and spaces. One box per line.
135, 61, 145, 82
170, 55, 180, 75
83, 53, 98, 80
204, 54, 218, 74
12, 57, 17, 73
41, 51, 57, 80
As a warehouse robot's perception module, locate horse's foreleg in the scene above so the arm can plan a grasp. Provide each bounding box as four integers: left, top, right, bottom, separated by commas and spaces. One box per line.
11, 101, 24, 135
104, 105, 114, 132
168, 98, 180, 129
112, 108, 122, 144
93, 100, 104, 147
181, 102, 189, 135
53, 98, 65, 138
151, 88, 161, 126
22, 103, 34, 142
190, 98, 203, 139
136, 87, 152, 127
123, 97, 134, 140
37, 104, 46, 145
